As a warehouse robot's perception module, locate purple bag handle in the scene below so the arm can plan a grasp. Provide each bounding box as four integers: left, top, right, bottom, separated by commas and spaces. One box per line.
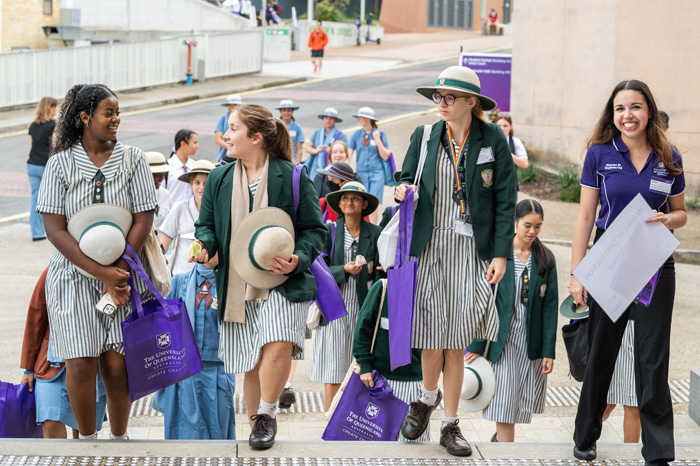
367, 370, 394, 400
394, 189, 414, 267
121, 243, 171, 319
391, 206, 397, 218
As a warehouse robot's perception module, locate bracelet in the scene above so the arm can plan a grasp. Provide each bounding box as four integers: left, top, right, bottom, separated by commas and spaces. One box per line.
23, 370, 34, 375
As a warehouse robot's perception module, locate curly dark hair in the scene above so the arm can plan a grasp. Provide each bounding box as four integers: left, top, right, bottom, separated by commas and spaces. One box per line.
51, 84, 117, 155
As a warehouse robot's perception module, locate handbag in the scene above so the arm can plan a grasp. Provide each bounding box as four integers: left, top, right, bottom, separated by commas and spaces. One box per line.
121, 243, 203, 402
379, 131, 397, 187
322, 370, 408, 441
0, 381, 43, 438
561, 318, 589, 382
377, 124, 431, 270
387, 188, 417, 370
293, 165, 347, 323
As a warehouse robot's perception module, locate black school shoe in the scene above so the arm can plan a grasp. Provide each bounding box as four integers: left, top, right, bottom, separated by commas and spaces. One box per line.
278, 387, 296, 409
400, 390, 442, 440
573, 444, 597, 461
249, 414, 277, 449
440, 420, 472, 457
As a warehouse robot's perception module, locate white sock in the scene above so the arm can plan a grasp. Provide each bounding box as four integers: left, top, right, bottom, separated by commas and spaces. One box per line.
420, 386, 439, 406
79, 432, 97, 440
109, 431, 129, 440
441, 415, 458, 429
258, 398, 277, 418
284, 381, 292, 389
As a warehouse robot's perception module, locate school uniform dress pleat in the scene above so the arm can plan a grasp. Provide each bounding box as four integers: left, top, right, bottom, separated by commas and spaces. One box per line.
36, 142, 157, 359
607, 319, 637, 406
412, 145, 499, 349
483, 253, 546, 424
311, 227, 361, 384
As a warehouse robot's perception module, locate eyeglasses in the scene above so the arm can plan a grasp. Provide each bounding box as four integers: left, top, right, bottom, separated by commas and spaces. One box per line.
432, 92, 467, 106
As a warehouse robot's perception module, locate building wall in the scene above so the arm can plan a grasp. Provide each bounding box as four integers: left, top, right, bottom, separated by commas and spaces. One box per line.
381, 0, 511, 34
1, 0, 61, 52
511, 0, 700, 194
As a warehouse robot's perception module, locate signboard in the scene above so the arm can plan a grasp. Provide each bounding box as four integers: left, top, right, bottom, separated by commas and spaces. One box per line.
459, 53, 512, 112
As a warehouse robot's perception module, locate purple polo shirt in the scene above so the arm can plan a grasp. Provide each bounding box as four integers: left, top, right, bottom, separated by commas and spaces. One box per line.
580, 135, 685, 230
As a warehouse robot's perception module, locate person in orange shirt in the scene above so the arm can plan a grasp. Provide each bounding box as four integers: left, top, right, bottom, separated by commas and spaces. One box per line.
308, 20, 329, 75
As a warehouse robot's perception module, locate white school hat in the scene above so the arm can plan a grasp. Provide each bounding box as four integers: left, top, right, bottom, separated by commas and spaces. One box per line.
458, 356, 496, 412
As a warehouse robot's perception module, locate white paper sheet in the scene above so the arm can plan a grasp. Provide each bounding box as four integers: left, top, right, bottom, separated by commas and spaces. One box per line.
573, 194, 679, 322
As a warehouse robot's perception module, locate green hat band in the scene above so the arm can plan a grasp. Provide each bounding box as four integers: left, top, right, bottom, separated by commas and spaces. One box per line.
436, 77, 481, 95
248, 225, 278, 271
465, 366, 483, 400
80, 221, 125, 241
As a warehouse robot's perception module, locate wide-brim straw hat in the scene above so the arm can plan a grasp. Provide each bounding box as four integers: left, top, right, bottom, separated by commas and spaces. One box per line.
416, 65, 497, 111
352, 106, 377, 121
67, 203, 133, 279
392, 170, 401, 184
230, 207, 296, 289
275, 99, 299, 111
178, 159, 216, 182
317, 107, 343, 123
325, 181, 379, 217
221, 94, 243, 106
459, 356, 496, 412
145, 151, 173, 174
559, 295, 590, 319
316, 162, 355, 182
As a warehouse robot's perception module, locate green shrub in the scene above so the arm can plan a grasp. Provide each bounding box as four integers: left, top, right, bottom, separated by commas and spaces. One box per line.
315, 0, 350, 22
518, 163, 538, 183
557, 167, 581, 203
686, 197, 699, 207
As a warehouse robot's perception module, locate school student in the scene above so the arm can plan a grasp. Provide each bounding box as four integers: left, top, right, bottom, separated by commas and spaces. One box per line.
276, 100, 305, 164
304, 107, 347, 180
166, 129, 198, 204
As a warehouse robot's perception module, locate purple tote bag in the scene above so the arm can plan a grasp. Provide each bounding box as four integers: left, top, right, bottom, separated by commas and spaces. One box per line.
387, 189, 417, 370
322, 370, 408, 441
293, 164, 347, 322
121, 244, 203, 402
0, 381, 43, 438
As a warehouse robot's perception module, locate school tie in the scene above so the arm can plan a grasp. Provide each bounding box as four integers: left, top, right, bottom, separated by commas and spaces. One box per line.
521, 268, 529, 305
195, 280, 213, 309
93, 170, 105, 203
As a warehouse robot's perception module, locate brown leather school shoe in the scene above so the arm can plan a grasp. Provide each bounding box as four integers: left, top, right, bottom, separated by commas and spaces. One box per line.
400, 389, 442, 440
440, 420, 472, 457
249, 414, 277, 449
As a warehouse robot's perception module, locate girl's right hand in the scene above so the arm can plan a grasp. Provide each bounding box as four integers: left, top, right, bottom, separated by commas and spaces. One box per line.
394, 184, 417, 201
569, 275, 588, 306
464, 352, 480, 364
20, 373, 34, 391
100, 266, 130, 308
359, 372, 374, 388
344, 261, 362, 275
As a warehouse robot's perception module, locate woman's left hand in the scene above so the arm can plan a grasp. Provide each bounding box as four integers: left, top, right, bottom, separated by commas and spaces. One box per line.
486, 257, 507, 284
269, 254, 299, 275
646, 210, 670, 228
541, 358, 554, 375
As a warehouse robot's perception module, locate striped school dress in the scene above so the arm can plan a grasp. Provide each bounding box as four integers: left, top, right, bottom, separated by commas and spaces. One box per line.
607, 319, 637, 406
217, 178, 308, 374
483, 253, 547, 424
310, 227, 362, 384
36, 142, 157, 359
412, 145, 499, 349
388, 379, 430, 442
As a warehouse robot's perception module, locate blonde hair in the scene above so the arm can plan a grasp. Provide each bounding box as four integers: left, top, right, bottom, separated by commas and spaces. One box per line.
34, 97, 58, 124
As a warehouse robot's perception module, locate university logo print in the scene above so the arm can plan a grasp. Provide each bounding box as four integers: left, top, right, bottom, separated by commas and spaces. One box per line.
156, 332, 171, 349
365, 402, 380, 419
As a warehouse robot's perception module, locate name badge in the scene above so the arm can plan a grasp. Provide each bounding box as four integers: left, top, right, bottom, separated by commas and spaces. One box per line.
369, 140, 377, 146
289, 130, 297, 137
455, 218, 474, 237
649, 176, 672, 194
380, 317, 389, 330
477, 147, 495, 164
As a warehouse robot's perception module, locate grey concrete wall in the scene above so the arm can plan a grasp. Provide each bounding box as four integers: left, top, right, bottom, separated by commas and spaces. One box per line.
691, 369, 700, 427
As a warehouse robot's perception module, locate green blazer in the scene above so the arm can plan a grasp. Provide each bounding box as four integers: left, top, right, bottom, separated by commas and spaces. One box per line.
398, 119, 516, 261
195, 158, 326, 319
467, 254, 559, 362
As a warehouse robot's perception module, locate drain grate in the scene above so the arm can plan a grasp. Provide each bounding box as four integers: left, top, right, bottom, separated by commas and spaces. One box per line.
130, 380, 690, 418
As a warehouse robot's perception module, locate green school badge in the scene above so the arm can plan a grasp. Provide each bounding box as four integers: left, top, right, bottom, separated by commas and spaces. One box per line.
540, 284, 547, 297
481, 169, 493, 188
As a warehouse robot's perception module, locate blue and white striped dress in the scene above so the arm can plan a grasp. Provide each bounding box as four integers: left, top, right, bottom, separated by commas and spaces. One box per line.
483, 253, 547, 424
607, 320, 637, 406
217, 177, 308, 374
311, 227, 361, 384
36, 142, 157, 358
412, 145, 499, 349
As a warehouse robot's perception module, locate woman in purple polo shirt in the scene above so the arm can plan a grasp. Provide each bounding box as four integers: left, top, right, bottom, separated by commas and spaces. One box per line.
569, 80, 686, 465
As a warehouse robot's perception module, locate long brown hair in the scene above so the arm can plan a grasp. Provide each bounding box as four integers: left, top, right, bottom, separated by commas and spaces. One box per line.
587, 80, 680, 175
235, 104, 292, 162
497, 114, 514, 136
34, 97, 58, 124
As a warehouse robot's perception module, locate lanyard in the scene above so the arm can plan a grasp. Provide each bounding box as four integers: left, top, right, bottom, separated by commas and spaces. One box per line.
446, 124, 470, 215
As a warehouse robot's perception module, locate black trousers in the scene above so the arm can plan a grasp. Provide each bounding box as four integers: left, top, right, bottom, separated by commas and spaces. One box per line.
574, 236, 675, 463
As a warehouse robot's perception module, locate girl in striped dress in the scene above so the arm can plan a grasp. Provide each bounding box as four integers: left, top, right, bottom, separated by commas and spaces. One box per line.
310, 182, 382, 411
36, 84, 157, 440
466, 199, 558, 442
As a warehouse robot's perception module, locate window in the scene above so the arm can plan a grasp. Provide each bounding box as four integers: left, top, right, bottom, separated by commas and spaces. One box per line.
43, 0, 52, 15
427, 0, 473, 30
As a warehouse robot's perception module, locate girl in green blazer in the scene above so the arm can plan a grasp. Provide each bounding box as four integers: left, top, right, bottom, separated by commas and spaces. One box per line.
310, 182, 382, 411
466, 199, 558, 442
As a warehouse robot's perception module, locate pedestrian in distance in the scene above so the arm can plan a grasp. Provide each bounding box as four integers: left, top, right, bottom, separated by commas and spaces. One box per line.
396, 65, 516, 456
27, 96, 58, 241
190, 103, 326, 450
167, 129, 199, 204
308, 20, 328, 75
496, 115, 528, 191
146, 151, 174, 232
37, 83, 158, 440
276, 100, 305, 164
311, 182, 383, 411
215, 94, 243, 162
570, 79, 686, 465
304, 107, 347, 180
465, 199, 558, 443
348, 106, 392, 223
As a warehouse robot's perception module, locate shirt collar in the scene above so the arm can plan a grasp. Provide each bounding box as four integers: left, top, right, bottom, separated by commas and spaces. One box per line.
612, 134, 628, 153
72, 141, 125, 182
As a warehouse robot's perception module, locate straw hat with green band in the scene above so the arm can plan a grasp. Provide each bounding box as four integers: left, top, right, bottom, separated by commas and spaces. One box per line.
416, 65, 498, 111
325, 181, 379, 217
458, 356, 496, 411
178, 159, 216, 183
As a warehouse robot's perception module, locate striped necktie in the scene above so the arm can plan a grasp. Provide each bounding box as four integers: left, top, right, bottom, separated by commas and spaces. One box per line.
93, 170, 105, 203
